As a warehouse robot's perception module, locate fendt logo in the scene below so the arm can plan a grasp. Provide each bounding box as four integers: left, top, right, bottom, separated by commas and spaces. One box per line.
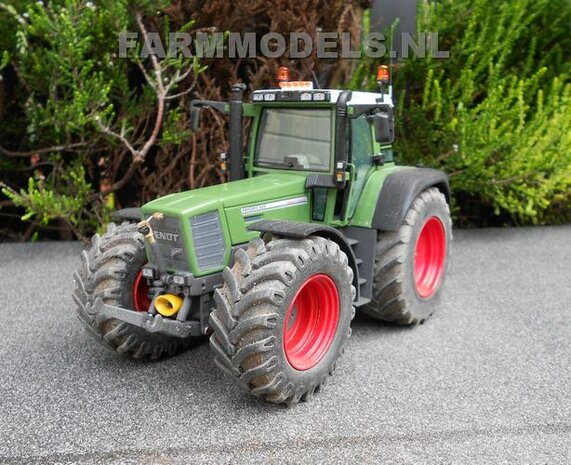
154, 231, 179, 242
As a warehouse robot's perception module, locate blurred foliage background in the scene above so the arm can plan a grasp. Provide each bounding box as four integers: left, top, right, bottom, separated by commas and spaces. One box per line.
0, 0, 569, 241
353, 0, 571, 225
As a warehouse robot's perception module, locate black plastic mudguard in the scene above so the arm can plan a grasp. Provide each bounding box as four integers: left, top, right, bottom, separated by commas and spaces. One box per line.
372, 167, 450, 231
248, 220, 362, 301
110, 207, 142, 223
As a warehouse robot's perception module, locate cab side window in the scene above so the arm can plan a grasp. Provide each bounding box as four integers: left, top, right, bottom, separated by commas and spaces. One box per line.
348, 115, 374, 217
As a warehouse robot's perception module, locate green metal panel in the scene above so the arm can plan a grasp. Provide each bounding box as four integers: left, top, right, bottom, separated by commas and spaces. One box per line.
225, 194, 311, 244
141, 173, 308, 276
143, 173, 306, 214
348, 164, 403, 228
141, 206, 231, 277
243, 103, 256, 117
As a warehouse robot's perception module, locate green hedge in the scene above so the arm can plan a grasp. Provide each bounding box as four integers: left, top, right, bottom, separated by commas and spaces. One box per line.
0, 1, 200, 239
0, 0, 569, 240
0, 0, 360, 240
354, 0, 570, 225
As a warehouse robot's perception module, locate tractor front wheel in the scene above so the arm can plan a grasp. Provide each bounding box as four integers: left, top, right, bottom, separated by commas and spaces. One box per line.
73, 222, 194, 359
209, 236, 355, 404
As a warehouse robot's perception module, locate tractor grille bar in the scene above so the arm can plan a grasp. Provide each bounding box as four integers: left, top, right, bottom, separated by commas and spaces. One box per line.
190, 211, 227, 272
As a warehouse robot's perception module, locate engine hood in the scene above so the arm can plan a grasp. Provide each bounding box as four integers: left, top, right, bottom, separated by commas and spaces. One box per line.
142, 173, 307, 218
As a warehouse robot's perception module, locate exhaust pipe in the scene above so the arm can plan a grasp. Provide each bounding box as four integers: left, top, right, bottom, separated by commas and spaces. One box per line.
229, 83, 247, 181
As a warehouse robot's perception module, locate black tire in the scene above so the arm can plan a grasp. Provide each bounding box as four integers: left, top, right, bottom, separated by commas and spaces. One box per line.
209, 235, 355, 404
73, 222, 193, 359
363, 187, 452, 325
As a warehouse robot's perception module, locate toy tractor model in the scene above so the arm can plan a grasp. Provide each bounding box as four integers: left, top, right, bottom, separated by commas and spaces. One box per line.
74, 65, 452, 405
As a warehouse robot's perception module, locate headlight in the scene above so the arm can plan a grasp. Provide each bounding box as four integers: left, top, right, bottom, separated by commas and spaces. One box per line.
142, 267, 154, 279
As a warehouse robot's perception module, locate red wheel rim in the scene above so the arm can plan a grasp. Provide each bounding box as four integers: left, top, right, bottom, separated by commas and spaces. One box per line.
283, 274, 340, 371
132, 271, 151, 312
414, 216, 446, 298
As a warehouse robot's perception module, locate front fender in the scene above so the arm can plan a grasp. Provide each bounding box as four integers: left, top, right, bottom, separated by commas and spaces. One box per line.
110, 207, 142, 223
248, 220, 361, 301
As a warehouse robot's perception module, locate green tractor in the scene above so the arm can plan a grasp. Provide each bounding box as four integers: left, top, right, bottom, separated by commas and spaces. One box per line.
74, 66, 452, 404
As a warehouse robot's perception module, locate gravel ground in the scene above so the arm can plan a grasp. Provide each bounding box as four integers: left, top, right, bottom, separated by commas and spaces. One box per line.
0, 226, 569, 464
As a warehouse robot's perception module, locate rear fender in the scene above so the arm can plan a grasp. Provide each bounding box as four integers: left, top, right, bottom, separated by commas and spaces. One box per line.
372, 167, 450, 231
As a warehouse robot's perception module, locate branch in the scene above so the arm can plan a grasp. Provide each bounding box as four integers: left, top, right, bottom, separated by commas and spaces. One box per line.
0, 142, 87, 158
164, 85, 195, 101
165, 66, 196, 95
490, 172, 536, 186
133, 11, 165, 161
94, 118, 138, 158
92, 160, 140, 200
4, 161, 56, 172
92, 12, 197, 199
135, 11, 165, 94
134, 59, 156, 89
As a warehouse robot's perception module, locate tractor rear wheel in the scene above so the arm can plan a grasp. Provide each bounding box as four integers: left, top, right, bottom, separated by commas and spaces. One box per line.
73, 222, 194, 359
209, 236, 355, 404
363, 187, 452, 325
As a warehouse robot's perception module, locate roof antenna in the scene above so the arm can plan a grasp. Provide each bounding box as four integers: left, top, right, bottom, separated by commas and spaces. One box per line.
388, 20, 397, 102
311, 70, 322, 89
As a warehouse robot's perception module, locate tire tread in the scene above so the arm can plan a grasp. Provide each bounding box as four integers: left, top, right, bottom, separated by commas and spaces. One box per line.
210, 236, 355, 405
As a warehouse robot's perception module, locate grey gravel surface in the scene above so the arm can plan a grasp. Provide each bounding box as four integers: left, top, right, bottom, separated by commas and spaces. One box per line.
0, 226, 569, 464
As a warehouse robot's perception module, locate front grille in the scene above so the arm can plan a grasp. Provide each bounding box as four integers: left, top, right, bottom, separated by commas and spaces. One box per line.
151, 216, 189, 271
190, 211, 226, 272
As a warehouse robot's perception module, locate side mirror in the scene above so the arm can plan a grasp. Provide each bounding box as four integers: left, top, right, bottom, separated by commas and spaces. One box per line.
372, 111, 395, 145
189, 99, 227, 133
190, 105, 201, 132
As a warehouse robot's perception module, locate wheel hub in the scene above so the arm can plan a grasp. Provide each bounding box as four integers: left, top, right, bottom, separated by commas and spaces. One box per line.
283, 274, 340, 371
132, 270, 152, 311
413, 216, 446, 298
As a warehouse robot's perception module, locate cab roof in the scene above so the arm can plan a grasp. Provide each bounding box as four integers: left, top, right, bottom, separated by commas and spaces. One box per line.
251, 88, 393, 107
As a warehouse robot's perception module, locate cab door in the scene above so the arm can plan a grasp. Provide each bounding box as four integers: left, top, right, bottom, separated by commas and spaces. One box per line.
346, 114, 375, 219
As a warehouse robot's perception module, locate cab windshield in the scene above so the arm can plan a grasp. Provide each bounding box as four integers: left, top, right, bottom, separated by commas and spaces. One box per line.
255, 108, 332, 172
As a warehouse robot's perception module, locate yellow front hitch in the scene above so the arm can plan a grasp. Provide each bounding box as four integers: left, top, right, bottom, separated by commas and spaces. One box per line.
155, 294, 183, 317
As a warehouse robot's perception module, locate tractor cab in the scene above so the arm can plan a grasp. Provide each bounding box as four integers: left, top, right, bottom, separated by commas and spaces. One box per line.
190, 65, 397, 227
248, 84, 395, 225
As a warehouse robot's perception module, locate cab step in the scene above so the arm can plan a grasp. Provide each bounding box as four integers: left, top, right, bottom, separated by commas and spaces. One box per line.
339, 227, 377, 306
